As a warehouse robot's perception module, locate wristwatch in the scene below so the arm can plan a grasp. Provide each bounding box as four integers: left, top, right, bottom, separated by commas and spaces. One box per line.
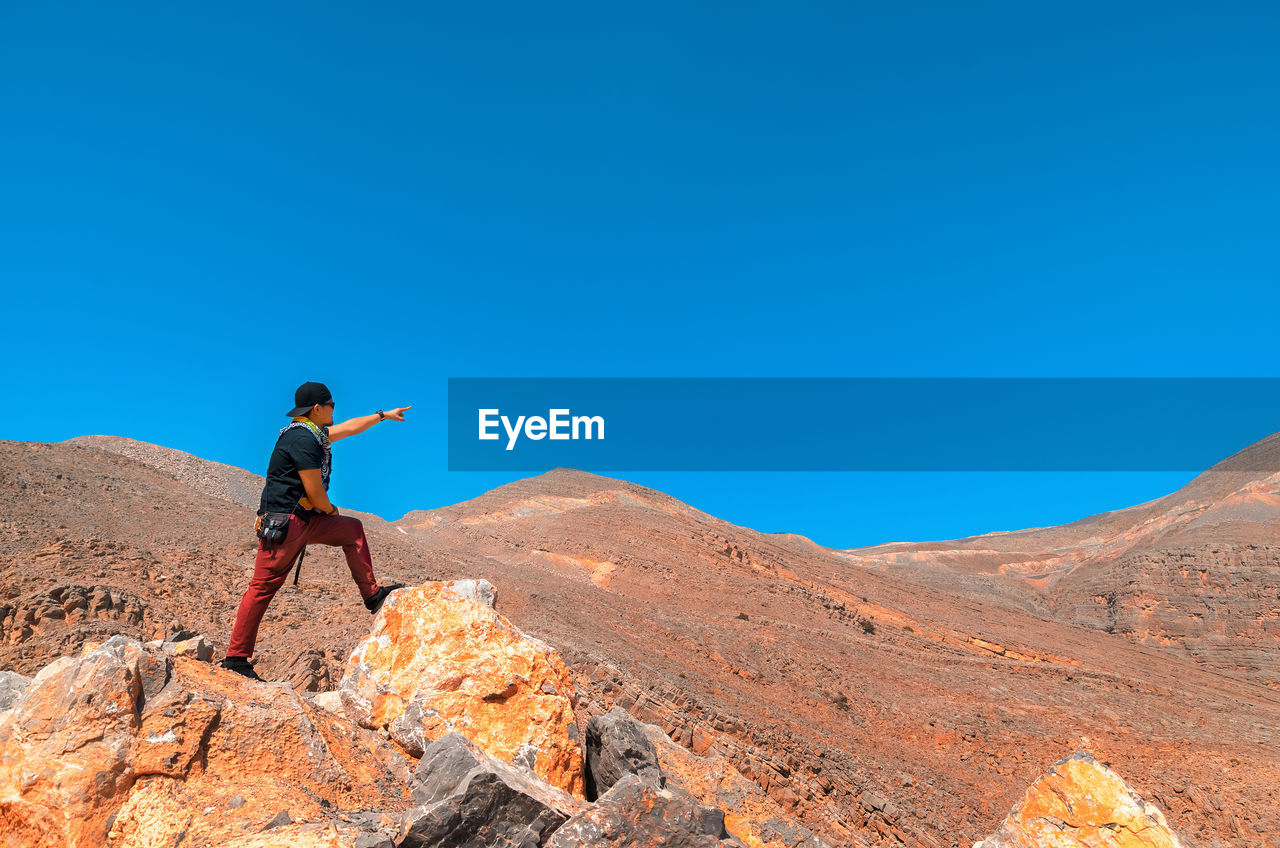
376, 409, 385, 421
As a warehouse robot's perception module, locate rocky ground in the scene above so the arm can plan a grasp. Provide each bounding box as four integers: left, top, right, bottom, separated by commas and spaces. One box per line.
1, 435, 1278, 847
0, 584, 800, 847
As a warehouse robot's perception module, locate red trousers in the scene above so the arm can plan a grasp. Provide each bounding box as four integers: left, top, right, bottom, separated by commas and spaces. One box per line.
227, 512, 381, 658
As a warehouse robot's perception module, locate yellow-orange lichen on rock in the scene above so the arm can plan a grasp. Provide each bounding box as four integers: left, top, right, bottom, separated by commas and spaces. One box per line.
973, 750, 1186, 848
338, 581, 586, 799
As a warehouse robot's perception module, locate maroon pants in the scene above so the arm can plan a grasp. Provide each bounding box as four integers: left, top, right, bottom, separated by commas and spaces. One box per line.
227, 512, 380, 658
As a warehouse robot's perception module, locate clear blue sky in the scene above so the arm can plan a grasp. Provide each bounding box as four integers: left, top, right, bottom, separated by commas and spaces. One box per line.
1, 3, 1276, 547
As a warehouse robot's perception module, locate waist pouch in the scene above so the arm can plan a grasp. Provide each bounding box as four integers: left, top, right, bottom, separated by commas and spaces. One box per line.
254, 512, 293, 546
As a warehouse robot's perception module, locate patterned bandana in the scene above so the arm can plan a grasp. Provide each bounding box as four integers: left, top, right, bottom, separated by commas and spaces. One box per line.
282, 417, 331, 490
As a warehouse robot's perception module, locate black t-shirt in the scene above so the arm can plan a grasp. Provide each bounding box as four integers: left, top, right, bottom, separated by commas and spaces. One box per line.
258, 426, 330, 515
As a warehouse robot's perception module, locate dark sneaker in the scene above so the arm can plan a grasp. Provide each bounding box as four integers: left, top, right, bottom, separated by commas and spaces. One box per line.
365, 583, 405, 614
219, 656, 264, 682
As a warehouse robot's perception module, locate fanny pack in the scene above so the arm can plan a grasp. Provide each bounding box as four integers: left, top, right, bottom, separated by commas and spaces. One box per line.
254, 512, 293, 547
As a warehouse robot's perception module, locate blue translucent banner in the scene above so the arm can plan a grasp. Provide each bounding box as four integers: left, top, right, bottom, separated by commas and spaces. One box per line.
447, 378, 1280, 472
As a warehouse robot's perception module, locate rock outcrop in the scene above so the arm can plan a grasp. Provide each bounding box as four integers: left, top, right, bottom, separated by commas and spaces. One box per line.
548, 773, 747, 848
638, 721, 833, 848
0, 584, 154, 651
339, 581, 585, 798
0, 579, 827, 848
0, 636, 170, 845
0, 635, 408, 848
400, 731, 584, 847
585, 706, 664, 799
973, 751, 1187, 848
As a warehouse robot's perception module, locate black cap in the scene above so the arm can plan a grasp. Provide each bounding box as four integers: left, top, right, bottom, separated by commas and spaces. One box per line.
287, 381, 332, 417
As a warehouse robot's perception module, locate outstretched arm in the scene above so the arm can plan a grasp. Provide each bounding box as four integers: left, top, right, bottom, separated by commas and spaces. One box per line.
329, 406, 411, 442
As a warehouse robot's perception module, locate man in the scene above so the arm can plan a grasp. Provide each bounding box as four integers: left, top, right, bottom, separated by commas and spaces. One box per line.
220, 381, 409, 681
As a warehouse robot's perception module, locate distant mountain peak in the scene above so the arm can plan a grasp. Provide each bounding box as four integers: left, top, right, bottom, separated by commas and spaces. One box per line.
397, 468, 706, 528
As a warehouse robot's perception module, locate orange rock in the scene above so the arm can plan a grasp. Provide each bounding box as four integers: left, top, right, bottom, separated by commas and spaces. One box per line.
0, 797, 65, 848
338, 582, 586, 799
0, 641, 157, 846
0, 636, 409, 848
973, 751, 1187, 848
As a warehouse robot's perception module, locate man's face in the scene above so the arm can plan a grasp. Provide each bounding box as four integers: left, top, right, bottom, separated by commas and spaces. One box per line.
310, 400, 335, 426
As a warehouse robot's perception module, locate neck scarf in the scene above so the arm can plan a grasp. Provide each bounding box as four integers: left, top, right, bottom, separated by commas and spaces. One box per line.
282, 416, 331, 490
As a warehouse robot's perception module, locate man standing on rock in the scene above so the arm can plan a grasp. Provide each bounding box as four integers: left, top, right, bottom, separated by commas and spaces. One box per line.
220, 381, 408, 681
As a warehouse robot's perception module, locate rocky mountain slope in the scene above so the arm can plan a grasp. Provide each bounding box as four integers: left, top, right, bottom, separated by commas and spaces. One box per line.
1, 435, 1278, 846
836, 433, 1280, 689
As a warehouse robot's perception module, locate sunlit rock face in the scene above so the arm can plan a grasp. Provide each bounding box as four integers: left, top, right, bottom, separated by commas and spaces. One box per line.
338, 581, 586, 798
0, 636, 408, 848
973, 751, 1187, 848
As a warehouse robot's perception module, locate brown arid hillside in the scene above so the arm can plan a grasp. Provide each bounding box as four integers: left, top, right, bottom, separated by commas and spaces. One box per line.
837, 432, 1280, 690
1, 435, 1278, 847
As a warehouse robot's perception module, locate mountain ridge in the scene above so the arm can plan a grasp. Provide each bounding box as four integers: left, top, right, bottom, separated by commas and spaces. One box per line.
4, 435, 1278, 846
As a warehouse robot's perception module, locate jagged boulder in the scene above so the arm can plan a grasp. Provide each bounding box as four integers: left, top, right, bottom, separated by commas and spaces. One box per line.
585, 706, 663, 799
0, 636, 168, 846
973, 750, 1187, 848
0, 635, 409, 848
339, 581, 585, 798
400, 732, 585, 847
548, 774, 748, 847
